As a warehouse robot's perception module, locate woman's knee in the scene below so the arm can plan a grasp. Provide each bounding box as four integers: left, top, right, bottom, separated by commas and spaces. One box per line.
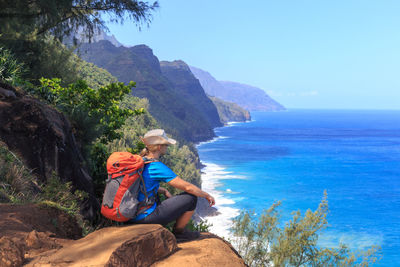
186, 193, 197, 211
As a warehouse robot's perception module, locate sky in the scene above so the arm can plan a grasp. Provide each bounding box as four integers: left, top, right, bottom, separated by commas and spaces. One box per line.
105, 1, 400, 109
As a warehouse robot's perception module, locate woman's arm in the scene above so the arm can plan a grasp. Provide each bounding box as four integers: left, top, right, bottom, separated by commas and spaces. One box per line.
168, 177, 215, 206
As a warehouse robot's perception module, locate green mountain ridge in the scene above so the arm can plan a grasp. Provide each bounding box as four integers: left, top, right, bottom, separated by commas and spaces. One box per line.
78, 40, 216, 142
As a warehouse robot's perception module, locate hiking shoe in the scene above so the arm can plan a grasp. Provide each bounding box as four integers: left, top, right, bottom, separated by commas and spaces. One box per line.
173, 229, 200, 242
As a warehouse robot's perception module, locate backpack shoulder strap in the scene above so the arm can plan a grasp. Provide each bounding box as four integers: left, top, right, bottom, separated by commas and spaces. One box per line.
142, 157, 158, 164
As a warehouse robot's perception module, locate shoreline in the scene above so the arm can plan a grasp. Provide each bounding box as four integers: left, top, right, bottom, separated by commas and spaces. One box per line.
195, 119, 252, 239
196, 161, 241, 239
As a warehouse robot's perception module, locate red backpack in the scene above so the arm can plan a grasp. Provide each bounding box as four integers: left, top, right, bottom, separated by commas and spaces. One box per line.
101, 152, 155, 222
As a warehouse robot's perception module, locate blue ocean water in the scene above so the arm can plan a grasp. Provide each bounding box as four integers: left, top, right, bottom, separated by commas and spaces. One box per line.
197, 109, 400, 266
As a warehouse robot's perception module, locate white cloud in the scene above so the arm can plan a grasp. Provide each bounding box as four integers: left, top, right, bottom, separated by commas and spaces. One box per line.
300, 90, 319, 96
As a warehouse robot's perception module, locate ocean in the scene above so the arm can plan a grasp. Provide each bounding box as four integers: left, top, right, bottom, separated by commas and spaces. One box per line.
197, 109, 400, 266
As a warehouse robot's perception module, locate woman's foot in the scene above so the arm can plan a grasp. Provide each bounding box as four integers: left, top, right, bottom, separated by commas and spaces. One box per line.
172, 228, 200, 242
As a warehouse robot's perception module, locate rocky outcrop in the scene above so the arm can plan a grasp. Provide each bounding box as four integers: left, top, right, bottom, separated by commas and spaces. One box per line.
209, 96, 251, 124
79, 41, 216, 142
0, 84, 99, 220
26, 226, 246, 267
190, 65, 285, 111
0, 203, 245, 267
0, 203, 81, 267
0, 204, 82, 240
27, 225, 178, 267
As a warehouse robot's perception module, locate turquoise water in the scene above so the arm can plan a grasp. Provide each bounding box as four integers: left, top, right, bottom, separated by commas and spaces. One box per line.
197, 109, 400, 266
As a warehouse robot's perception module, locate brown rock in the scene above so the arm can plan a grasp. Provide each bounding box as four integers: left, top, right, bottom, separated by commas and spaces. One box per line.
25, 230, 64, 251
0, 236, 25, 267
0, 85, 99, 220
27, 224, 177, 267
0, 204, 82, 240
153, 233, 246, 267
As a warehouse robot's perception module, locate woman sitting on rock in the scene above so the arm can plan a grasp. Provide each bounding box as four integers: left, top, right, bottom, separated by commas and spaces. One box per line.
132, 129, 215, 241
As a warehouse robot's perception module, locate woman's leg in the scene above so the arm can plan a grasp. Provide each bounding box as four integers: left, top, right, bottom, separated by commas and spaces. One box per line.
174, 210, 194, 230
136, 192, 197, 226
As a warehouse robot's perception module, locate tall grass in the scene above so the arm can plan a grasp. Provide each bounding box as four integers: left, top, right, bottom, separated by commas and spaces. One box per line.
0, 47, 24, 84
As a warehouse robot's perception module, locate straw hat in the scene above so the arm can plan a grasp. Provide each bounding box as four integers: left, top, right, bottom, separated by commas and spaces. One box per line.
142, 129, 177, 146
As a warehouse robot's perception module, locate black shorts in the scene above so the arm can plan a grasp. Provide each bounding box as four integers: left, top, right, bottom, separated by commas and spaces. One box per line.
134, 192, 197, 225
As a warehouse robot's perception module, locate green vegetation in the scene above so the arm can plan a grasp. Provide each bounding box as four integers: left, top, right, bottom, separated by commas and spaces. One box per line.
79, 42, 216, 142
0, 0, 158, 41
231, 192, 381, 267
0, 46, 24, 84
33, 78, 140, 144
76, 60, 118, 89
0, 1, 157, 85
0, 142, 39, 203
0, 142, 86, 224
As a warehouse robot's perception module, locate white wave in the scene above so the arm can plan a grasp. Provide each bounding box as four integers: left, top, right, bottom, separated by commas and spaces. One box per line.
200, 161, 244, 239
196, 135, 229, 147
201, 162, 247, 180
226, 121, 241, 126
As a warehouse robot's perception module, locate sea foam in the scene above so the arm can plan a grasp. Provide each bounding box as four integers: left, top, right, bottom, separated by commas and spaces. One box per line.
199, 161, 243, 239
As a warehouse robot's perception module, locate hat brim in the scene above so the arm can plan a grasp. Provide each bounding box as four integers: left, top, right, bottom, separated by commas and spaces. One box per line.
142, 136, 176, 146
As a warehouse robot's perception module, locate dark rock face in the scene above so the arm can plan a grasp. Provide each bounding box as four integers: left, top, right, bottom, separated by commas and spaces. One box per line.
0, 84, 99, 220
190, 66, 285, 111
79, 41, 216, 142
160, 60, 222, 128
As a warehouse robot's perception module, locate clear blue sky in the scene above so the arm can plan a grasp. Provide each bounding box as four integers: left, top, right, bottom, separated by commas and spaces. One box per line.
106, 1, 400, 109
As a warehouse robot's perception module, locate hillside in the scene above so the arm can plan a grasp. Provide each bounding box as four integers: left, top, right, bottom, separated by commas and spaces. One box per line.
160, 60, 222, 128
189, 66, 285, 111
78, 40, 216, 142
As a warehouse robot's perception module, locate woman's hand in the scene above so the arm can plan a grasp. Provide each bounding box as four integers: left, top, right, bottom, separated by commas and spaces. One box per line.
164, 189, 172, 198
168, 177, 216, 206
206, 195, 216, 207
158, 186, 172, 198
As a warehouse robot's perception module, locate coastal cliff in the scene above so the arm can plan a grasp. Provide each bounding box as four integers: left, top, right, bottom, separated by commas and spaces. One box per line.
79, 41, 217, 142
209, 96, 251, 124
160, 60, 222, 128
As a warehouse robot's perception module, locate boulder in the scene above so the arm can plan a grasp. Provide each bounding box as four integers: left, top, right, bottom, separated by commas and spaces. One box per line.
26, 225, 177, 267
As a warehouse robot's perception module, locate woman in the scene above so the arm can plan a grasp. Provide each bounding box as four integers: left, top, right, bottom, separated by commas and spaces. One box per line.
131, 129, 215, 241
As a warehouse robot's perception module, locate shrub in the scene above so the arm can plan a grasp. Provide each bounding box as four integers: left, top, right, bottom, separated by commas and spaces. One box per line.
231, 192, 381, 267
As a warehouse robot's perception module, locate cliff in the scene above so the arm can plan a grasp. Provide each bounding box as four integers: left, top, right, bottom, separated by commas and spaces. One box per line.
160, 60, 222, 128
190, 65, 285, 111
78, 41, 216, 142
209, 96, 251, 124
